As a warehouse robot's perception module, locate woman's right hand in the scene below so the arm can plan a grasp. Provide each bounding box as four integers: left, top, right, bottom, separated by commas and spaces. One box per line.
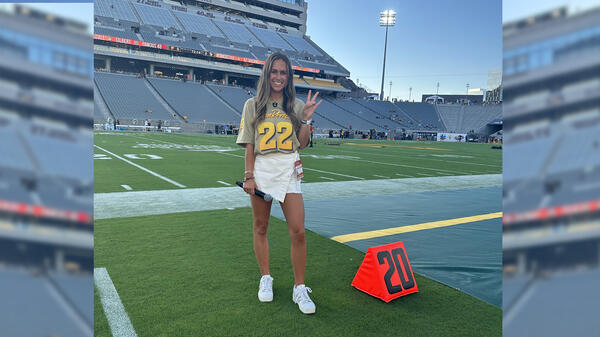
243, 179, 257, 195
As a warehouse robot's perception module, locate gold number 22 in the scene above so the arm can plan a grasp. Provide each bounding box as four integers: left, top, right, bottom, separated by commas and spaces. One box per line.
258, 121, 293, 152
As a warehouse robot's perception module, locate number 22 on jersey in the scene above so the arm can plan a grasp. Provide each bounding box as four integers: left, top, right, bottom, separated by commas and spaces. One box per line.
258, 121, 293, 152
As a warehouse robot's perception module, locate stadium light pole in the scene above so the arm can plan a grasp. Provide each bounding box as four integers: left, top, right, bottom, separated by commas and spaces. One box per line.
409, 87, 412, 101
379, 9, 396, 101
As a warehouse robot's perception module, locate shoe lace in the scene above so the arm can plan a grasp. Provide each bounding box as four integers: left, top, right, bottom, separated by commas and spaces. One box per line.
260, 276, 272, 291
296, 286, 313, 304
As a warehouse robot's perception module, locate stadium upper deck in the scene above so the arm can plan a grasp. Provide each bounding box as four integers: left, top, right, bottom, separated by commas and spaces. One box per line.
93, 0, 350, 85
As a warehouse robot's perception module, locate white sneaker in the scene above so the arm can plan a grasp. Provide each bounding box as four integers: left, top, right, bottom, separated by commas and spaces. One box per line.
258, 275, 273, 302
292, 284, 316, 314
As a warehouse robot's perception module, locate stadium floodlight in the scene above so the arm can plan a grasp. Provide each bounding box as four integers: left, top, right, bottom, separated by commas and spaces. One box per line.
379, 9, 396, 101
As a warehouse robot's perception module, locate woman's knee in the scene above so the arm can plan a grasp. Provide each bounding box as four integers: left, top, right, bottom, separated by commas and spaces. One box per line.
289, 227, 305, 243
253, 218, 269, 235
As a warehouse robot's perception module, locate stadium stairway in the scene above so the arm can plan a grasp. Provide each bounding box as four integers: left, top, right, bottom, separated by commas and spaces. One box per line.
457, 106, 466, 132
204, 85, 242, 118
93, 81, 114, 121
352, 99, 412, 129
433, 104, 449, 131
144, 77, 187, 123
325, 98, 385, 129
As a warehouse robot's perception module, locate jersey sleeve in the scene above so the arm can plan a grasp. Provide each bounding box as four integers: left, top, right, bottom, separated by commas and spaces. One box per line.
236, 98, 255, 146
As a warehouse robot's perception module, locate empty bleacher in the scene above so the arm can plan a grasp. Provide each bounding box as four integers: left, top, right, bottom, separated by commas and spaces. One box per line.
22, 119, 92, 184
133, 2, 180, 29
94, 0, 139, 22
352, 99, 416, 129
147, 77, 240, 123
247, 26, 293, 51
280, 34, 321, 56
0, 267, 92, 337
461, 105, 503, 133
504, 268, 600, 337
94, 72, 173, 121
436, 104, 462, 132
213, 20, 263, 47
48, 271, 94, 324
206, 84, 254, 114
298, 95, 379, 130
395, 102, 444, 130
173, 11, 224, 38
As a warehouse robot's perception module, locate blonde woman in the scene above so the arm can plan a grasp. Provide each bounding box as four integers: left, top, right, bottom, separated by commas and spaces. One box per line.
236, 52, 321, 314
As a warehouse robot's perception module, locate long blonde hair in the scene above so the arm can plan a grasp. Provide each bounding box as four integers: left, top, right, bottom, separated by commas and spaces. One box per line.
254, 52, 301, 132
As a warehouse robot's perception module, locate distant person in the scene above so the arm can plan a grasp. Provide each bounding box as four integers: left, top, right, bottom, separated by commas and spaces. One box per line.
236, 52, 322, 314
157, 120, 162, 131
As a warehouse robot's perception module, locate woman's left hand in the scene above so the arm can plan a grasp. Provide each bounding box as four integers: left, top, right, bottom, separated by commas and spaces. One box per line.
303, 90, 323, 120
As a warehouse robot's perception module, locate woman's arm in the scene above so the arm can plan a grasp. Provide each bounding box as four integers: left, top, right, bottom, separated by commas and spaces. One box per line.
243, 143, 257, 195
297, 124, 310, 149
298, 90, 322, 150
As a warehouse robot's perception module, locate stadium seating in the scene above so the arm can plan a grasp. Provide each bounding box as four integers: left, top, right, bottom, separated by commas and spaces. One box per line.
395, 102, 444, 130
205, 84, 254, 114
503, 126, 557, 182
147, 77, 240, 123
213, 20, 263, 47
247, 26, 293, 51
279, 34, 321, 56
503, 274, 532, 310
48, 271, 93, 324
0, 267, 90, 337
94, 72, 174, 121
21, 120, 92, 184
352, 99, 415, 129
297, 95, 380, 130
461, 105, 503, 133
436, 104, 462, 132
173, 11, 224, 38
94, 0, 139, 23
0, 114, 35, 174
504, 268, 600, 337
132, 2, 180, 29
326, 98, 387, 130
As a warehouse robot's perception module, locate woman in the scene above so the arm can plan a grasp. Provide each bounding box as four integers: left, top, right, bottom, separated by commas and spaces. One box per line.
236, 52, 321, 314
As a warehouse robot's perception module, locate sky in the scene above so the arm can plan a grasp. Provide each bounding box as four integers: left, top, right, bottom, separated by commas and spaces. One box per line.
305, 0, 502, 101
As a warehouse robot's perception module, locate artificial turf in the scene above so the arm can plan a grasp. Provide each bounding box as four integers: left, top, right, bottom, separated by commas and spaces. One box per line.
94, 208, 501, 337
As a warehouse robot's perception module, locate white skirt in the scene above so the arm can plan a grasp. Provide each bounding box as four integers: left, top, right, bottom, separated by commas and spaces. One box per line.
254, 151, 301, 203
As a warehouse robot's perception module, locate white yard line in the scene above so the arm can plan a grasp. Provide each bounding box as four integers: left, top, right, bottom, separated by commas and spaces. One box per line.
319, 176, 335, 181
373, 174, 389, 179
94, 174, 502, 219
95, 145, 186, 188
395, 173, 413, 177
94, 268, 138, 337
303, 167, 365, 180
121, 185, 133, 191
416, 173, 430, 176
217, 180, 232, 186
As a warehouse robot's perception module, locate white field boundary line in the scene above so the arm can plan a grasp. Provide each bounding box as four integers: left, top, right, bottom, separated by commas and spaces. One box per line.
121, 185, 133, 191
320, 176, 335, 181
330, 147, 502, 168
94, 174, 502, 220
94, 268, 138, 337
217, 180, 232, 186
44, 278, 93, 337
373, 174, 389, 178
95, 145, 186, 188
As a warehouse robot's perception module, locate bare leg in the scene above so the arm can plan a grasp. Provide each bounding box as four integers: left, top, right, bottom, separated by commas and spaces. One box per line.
251, 194, 272, 276
280, 193, 306, 285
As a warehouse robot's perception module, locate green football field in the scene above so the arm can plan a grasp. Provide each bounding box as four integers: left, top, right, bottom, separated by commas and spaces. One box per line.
94, 131, 502, 336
